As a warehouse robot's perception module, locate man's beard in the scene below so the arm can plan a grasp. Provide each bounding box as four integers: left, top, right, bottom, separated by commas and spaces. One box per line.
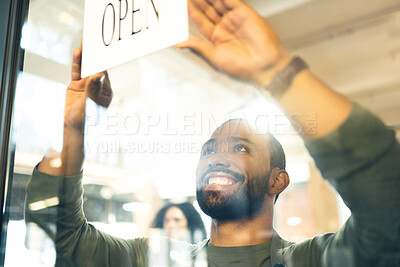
196, 168, 270, 221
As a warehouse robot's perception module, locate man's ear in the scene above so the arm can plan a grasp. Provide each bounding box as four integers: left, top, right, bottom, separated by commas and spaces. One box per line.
268, 168, 290, 195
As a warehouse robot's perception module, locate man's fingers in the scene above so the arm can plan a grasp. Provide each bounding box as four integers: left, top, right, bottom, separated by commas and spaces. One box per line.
178, 37, 217, 67
188, 0, 215, 39
209, 0, 228, 15
222, 0, 242, 10
87, 73, 104, 93
71, 48, 82, 81
102, 71, 112, 93
86, 72, 113, 108
193, 0, 221, 24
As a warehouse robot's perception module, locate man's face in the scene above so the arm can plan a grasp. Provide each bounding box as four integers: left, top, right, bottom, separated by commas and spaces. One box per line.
196, 120, 272, 221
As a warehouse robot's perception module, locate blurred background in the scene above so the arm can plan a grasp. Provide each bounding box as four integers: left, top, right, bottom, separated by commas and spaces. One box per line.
5, 0, 400, 265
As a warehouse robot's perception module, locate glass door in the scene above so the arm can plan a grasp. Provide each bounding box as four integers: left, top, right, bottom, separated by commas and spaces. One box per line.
2, 0, 398, 266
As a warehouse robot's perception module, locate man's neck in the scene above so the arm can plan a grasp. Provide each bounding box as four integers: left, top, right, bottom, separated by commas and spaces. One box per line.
209, 203, 274, 247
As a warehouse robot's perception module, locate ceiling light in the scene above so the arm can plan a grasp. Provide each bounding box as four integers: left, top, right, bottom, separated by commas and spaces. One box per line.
123, 202, 151, 212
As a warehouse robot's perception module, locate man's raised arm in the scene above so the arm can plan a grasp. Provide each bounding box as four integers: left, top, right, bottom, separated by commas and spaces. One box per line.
179, 0, 352, 138
181, 0, 400, 265
24, 48, 146, 267
37, 47, 112, 176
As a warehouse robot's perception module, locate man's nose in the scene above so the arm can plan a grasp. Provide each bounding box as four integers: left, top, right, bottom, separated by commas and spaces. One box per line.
208, 153, 230, 168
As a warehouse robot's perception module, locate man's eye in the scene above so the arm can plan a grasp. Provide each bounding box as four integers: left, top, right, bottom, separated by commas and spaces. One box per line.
202, 148, 215, 156
234, 145, 248, 152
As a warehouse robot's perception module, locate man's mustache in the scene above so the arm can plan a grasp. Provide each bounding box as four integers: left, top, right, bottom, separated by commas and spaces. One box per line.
199, 167, 245, 184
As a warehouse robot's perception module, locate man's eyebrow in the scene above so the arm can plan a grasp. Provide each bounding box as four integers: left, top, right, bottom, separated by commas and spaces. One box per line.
202, 137, 255, 147
227, 136, 255, 145
203, 136, 254, 147
202, 139, 216, 148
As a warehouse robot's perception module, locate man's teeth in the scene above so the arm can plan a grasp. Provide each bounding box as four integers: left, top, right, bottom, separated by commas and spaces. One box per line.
208, 177, 234, 185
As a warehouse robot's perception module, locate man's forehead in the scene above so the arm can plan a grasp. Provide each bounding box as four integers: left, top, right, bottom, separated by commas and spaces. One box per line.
212, 120, 255, 137
210, 120, 267, 143
201, 120, 273, 160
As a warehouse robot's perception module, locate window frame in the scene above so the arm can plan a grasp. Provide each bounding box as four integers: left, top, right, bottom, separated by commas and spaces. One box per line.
0, 0, 29, 264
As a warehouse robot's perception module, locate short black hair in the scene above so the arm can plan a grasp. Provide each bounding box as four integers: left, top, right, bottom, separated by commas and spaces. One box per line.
266, 132, 286, 170
152, 202, 207, 243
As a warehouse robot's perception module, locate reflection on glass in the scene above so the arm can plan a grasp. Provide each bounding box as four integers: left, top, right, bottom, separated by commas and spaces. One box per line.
2, 0, 399, 266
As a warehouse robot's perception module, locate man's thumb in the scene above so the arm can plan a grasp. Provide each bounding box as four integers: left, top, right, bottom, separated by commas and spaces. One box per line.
177, 37, 216, 66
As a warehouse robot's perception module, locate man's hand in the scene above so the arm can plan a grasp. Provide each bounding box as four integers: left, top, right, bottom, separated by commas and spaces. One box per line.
181, 0, 353, 139
179, 0, 291, 86
64, 47, 113, 132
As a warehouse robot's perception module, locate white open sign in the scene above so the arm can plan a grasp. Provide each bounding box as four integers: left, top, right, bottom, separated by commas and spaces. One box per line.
81, 0, 188, 77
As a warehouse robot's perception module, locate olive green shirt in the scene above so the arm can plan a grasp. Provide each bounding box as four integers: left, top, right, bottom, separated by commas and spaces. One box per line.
25, 105, 400, 266
207, 242, 271, 266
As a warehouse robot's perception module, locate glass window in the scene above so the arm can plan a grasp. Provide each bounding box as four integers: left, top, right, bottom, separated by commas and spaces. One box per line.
2, 0, 399, 266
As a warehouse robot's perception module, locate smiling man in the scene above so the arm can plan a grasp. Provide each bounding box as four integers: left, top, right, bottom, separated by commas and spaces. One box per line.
25, 0, 399, 266
195, 119, 292, 263
196, 120, 287, 224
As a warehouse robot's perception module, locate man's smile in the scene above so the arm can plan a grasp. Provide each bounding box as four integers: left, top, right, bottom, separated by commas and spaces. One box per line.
199, 167, 245, 190
208, 177, 234, 185
205, 172, 239, 186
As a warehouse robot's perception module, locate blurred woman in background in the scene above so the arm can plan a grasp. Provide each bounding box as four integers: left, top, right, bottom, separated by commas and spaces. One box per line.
152, 202, 207, 244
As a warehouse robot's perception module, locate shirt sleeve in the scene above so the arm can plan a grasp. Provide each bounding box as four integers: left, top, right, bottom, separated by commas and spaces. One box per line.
25, 166, 149, 267
300, 104, 400, 266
